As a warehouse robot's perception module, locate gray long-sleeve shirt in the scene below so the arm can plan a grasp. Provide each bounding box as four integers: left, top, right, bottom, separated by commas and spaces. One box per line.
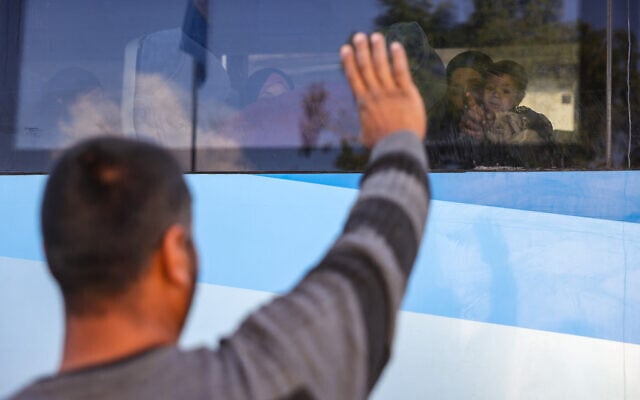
11, 131, 430, 400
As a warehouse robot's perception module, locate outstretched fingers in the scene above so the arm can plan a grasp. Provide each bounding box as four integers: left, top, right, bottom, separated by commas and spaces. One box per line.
370, 33, 395, 90
341, 44, 366, 99
390, 42, 412, 91
341, 32, 426, 146
343, 32, 407, 96
352, 32, 380, 92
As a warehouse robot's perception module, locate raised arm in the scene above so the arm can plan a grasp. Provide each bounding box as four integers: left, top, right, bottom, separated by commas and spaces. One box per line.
215, 33, 429, 400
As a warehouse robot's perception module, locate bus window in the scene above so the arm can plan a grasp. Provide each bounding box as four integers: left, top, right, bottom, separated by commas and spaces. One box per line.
0, 0, 637, 172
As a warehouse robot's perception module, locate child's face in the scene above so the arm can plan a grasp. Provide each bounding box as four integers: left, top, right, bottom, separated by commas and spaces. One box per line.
483, 74, 523, 113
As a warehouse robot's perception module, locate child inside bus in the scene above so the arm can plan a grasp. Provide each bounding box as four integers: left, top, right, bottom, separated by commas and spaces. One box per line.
482, 60, 553, 144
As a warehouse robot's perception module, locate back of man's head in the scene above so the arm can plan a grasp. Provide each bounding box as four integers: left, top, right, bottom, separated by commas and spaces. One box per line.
41, 137, 191, 315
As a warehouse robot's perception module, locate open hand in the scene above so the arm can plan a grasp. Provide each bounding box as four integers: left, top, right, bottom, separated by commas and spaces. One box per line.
341, 32, 426, 148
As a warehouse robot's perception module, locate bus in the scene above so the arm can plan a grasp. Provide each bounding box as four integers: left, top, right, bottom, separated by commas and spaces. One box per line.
1, 0, 638, 398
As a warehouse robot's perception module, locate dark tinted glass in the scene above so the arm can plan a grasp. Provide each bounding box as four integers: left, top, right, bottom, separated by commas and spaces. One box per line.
610, 0, 639, 168
0, 0, 637, 172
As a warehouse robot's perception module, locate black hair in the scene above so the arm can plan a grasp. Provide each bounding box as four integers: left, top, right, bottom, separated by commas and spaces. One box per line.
446, 51, 493, 83
41, 137, 191, 315
486, 60, 529, 92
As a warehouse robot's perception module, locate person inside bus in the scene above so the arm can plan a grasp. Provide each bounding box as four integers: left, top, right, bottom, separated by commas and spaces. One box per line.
425, 50, 492, 168
481, 60, 553, 144
426, 50, 493, 144
384, 22, 446, 113
10, 32, 431, 400
240, 67, 295, 106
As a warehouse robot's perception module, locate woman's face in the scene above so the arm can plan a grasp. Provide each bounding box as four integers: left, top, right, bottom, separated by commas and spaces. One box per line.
447, 67, 484, 112
483, 74, 523, 113
258, 73, 292, 100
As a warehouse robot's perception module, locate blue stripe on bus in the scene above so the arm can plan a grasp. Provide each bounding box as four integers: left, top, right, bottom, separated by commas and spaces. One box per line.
265, 171, 640, 223
0, 174, 638, 345
0, 176, 47, 262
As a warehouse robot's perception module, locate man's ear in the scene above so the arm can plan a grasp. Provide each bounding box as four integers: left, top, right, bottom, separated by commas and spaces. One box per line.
159, 224, 193, 287
516, 90, 525, 105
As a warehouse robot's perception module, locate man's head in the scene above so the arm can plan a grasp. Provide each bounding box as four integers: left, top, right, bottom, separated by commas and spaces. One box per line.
446, 51, 493, 112
41, 137, 196, 334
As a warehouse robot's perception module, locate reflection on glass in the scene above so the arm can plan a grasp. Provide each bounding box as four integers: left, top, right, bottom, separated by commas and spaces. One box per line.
2, 0, 638, 171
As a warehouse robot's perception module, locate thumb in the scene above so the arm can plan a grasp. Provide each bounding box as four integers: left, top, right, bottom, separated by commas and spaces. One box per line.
464, 92, 479, 109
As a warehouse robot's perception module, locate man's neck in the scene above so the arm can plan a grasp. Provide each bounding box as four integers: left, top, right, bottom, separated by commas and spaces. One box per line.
60, 310, 176, 373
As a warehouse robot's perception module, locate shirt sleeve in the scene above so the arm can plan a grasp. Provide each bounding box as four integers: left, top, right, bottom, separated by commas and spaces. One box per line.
215, 131, 430, 400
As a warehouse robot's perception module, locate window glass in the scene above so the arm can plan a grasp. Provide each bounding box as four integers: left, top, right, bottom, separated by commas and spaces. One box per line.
610, 0, 639, 168
0, 0, 637, 172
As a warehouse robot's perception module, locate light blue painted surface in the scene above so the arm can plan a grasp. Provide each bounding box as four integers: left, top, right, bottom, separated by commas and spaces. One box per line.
0, 174, 638, 345
408, 200, 640, 345
0, 257, 63, 397
188, 175, 354, 291
3, 261, 637, 399
0, 176, 47, 262
267, 171, 640, 223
